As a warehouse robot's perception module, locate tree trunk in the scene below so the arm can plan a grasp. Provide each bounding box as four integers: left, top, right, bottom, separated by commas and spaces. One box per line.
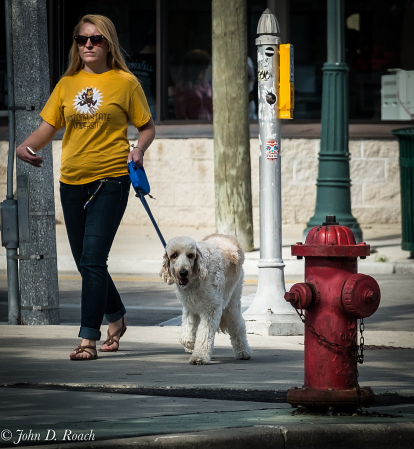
212, 0, 254, 252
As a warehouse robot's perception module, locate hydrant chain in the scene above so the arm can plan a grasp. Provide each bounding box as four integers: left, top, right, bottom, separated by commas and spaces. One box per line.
297, 305, 364, 409
294, 290, 368, 409
297, 306, 365, 410
358, 318, 365, 364
294, 308, 354, 352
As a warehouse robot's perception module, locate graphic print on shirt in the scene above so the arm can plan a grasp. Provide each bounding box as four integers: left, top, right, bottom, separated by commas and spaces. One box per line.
67, 87, 111, 130
74, 87, 103, 114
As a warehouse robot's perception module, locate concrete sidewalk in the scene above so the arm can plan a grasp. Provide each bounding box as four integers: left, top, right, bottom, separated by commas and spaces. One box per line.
0, 325, 413, 448
1, 223, 413, 276
0, 223, 414, 447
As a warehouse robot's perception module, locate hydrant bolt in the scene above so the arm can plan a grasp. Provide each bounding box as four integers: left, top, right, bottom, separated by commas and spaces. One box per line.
363, 290, 378, 304
285, 291, 298, 302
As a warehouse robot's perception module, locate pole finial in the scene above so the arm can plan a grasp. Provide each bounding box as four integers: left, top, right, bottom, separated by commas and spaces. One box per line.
257, 8, 280, 35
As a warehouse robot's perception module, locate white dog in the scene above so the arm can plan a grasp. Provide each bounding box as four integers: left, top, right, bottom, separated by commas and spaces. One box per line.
160, 234, 252, 365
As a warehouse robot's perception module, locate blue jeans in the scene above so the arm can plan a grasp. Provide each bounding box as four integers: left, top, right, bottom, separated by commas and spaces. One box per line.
60, 175, 130, 341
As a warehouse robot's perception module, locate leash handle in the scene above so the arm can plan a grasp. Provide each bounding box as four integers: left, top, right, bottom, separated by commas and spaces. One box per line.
137, 192, 166, 248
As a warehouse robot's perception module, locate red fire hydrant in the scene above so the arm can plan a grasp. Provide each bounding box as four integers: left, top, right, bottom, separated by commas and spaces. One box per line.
285, 216, 380, 409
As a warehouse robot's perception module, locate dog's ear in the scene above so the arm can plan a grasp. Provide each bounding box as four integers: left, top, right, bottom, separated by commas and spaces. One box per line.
160, 252, 175, 285
195, 246, 208, 281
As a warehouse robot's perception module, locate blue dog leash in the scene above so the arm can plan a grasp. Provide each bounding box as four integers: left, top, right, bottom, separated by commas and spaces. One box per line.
127, 161, 166, 248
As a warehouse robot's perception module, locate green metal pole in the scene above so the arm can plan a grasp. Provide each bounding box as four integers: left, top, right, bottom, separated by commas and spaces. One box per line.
304, 0, 362, 242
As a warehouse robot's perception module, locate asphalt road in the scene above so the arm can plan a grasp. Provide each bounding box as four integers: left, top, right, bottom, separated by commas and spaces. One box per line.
1, 272, 413, 331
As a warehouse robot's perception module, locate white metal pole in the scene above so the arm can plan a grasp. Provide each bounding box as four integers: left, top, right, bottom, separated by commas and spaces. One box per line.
243, 9, 302, 336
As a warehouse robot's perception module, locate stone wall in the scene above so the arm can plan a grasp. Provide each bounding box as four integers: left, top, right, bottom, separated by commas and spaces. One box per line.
0, 137, 401, 228
349, 140, 400, 224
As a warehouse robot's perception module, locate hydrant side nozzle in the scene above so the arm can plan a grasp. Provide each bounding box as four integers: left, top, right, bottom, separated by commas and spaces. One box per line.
342, 274, 381, 318
284, 283, 315, 310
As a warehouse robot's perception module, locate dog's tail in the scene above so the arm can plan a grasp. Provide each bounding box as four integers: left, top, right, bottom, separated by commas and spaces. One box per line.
218, 315, 229, 334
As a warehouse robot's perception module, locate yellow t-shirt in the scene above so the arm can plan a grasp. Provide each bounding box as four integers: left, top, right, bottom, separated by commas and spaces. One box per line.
40, 70, 151, 184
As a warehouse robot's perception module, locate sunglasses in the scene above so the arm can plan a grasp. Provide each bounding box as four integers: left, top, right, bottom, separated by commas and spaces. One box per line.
74, 35, 106, 46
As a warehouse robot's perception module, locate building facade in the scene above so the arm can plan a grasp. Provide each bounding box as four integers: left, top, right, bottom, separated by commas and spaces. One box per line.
0, 0, 412, 227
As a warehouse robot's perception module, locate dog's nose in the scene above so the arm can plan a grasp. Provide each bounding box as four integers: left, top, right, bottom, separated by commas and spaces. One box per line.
179, 269, 188, 278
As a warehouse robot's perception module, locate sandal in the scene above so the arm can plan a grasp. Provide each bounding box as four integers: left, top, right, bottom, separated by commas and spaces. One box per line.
99, 317, 127, 352
70, 345, 98, 361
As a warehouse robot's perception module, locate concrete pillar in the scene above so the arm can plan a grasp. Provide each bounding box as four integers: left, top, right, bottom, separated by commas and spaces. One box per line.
11, 0, 59, 324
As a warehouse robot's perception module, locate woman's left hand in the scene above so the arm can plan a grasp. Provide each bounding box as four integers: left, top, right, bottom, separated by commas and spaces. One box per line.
128, 118, 155, 168
128, 146, 144, 168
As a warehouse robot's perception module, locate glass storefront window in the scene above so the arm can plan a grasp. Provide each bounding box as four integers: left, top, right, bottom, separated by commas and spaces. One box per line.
290, 0, 414, 120
345, 0, 414, 120
165, 0, 212, 121
164, 0, 265, 121
2, 0, 412, 124
124, 3, 156, 120
0, 0, 7, 127
290, 0, 326, 120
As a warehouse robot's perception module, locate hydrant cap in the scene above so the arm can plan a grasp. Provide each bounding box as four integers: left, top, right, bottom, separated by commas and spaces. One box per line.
342, 273, 381, 318
306, 220, 356, 246
291, 216, 370, 258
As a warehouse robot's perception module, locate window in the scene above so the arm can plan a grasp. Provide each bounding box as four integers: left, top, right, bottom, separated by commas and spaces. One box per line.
164, 1, 212, 121
345, 0, 414, 120
290, 0, 414, 121
0, 0, 8, 126
2, 0, 411, 126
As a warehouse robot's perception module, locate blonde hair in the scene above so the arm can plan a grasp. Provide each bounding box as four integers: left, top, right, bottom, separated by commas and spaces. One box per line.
62, 14, 133, 77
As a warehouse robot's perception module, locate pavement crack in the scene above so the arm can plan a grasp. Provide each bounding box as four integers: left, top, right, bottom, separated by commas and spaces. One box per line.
1, 383, 413, 407
0, 382, 289, 403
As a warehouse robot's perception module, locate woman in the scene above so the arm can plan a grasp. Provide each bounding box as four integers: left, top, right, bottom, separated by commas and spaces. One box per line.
16, 15, 155, 360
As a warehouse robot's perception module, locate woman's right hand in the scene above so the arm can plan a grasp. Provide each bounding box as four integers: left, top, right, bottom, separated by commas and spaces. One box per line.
16, 145, 44, 167
15, 121, 58, 168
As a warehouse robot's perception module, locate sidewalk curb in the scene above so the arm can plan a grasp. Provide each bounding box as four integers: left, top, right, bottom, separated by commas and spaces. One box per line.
1, 254, 413, 276
52, 258, 413, 276
21, 423, 414, 449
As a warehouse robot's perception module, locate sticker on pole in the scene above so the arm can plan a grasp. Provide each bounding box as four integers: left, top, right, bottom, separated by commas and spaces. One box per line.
266, 140, 279, 160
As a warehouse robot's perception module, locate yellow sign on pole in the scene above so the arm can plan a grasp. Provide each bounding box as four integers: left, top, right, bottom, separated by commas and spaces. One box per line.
279, 44, 294, 119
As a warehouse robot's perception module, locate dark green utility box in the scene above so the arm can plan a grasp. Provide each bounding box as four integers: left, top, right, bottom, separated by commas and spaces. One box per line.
392, 128, 414, 257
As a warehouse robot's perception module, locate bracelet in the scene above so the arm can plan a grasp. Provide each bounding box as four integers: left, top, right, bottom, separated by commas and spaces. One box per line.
133, 145, 145, 156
